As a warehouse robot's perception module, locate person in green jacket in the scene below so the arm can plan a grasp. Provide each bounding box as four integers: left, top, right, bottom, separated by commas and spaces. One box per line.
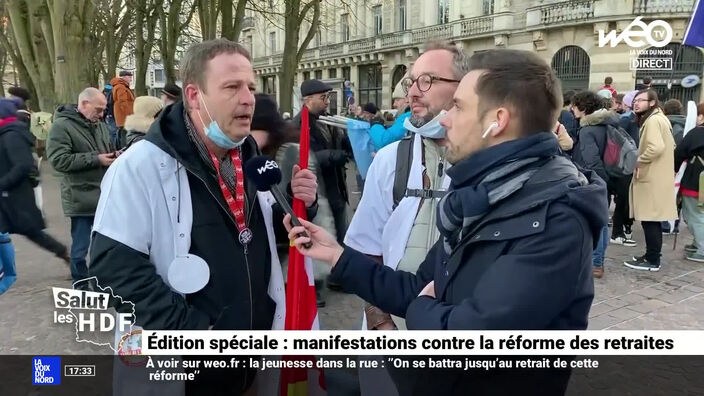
47, 87, 115, 284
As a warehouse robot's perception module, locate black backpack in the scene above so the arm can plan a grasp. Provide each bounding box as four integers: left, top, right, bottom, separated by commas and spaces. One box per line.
391, 136, 447, 209
103, 88, 115, 121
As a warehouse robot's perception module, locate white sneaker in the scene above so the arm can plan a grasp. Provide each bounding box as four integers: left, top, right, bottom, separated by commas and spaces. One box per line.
610, 236, 637, 247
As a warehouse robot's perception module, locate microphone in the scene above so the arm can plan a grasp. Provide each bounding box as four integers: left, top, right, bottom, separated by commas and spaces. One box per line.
244, 156, 312, 248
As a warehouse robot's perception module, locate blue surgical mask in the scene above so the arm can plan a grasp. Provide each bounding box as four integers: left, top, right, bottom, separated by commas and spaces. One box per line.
403, 110, 447, 138
197, 91, 246, 149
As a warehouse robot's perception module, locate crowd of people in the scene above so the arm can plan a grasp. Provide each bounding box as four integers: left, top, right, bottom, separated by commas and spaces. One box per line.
0, 37, 703, 394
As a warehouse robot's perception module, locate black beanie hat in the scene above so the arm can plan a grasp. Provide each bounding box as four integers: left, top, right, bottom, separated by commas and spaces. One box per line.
251, 94, 284, 134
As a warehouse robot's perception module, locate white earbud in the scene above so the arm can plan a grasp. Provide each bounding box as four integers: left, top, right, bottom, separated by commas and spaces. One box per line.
481, 121, 499, 139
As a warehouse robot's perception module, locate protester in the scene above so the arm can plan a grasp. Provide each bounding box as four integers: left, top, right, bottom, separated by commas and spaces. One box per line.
620, 90, 640, 144
368, 79, 411, 151
109, 70, 135, 148
559, 90, 578, 141
250, 93, 334, 307
601, 76, 617, 98
636, 76, 652, 90
46, 88, 114, 284
571, 91, 620, 278
674, 102, 704, 262
89, 39, 318, 394
124, 96, 164, 147
8, 86, 31, 123
346, 42, 463, 332
161, 83, 182, 106
615, 93, 625, 114
360, 102, 380, 122
0, 98, 70, 271
624, 89, 677, 272
286, 48, 606, 395
292, 79, 352, 244
663, 99, 686, 146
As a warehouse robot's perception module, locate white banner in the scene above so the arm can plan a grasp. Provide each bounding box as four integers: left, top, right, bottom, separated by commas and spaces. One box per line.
141, 330, 704, 356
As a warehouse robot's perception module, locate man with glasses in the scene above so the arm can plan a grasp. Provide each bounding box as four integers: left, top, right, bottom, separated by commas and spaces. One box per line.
47, 87, 115, 286
292, 79, 352, 245
344, 42, 467, 396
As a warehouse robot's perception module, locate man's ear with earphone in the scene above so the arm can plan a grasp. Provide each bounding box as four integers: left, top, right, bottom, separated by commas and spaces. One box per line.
481, 121, 499, 139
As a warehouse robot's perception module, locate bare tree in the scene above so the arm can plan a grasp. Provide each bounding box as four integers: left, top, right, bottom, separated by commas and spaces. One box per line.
279, 0, 321, 113
220, 0, 247, 42
159, 0, 197, 85
100, 0, 134, 83
133, 0, 162, 95
197, 0, 218, 40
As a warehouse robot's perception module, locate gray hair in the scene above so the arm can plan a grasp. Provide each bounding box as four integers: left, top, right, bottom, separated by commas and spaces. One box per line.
180, 39, 251, 108
78, 87, 102, 104
422, 41, 471, 80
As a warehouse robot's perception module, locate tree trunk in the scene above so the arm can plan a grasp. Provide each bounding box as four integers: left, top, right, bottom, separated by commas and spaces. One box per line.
135, 0, 160, 95
0, 49, 7, 98
220, 0, 246, 42
50, 0, 98, 105
104, 0, 132, 83
160, 0, 195, 85
197, 0, 218, 40
278, 0, 320, 114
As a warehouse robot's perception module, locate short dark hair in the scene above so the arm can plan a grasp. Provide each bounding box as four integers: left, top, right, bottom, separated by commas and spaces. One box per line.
572, 91, 604, 115
180, 39, 251, 108
604, 76, 613, 85
616, 93, 625, 103
8, 86, 30, 102
662, 99, 683, 116
563, 90, 575, 106
643, 76, 653, 85
699, 102, 704, 117
469, 49, 561, 135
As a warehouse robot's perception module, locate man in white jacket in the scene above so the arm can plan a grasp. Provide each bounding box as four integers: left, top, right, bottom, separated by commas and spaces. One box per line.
89, 39, 318, 395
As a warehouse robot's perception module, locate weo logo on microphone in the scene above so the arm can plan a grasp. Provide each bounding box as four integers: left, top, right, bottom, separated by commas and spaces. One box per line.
598, 16, 675, 72
257, 160, 279, 174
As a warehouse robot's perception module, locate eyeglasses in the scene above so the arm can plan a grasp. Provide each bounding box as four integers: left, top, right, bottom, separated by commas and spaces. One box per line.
319, 93, 330, 101
401, 73, 460, 95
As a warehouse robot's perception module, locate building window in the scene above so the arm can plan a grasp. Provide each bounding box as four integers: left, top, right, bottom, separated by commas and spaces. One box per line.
482, 0, 494, 15
342, 66, 351, 82
262, 75, 277, 97
315, 70, 323, 80
373, 5, 383, 35
244, 35, 253, 55
358, 63, 383, 108
341, 13, 350, 41
154, 69, 165, 83
269, 32, 276, 55
328, 68, 337, 79
303, 71, 310, 81
551, 45, 590, 93
398, 0, 407, 31
438, 0, 450, 24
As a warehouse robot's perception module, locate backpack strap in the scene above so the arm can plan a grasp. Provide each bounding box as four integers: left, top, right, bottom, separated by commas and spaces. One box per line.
392, 135, 414, 210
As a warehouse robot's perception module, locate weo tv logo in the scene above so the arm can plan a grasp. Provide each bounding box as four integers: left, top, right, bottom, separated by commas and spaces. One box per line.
598, 17, 673, 48
257, 160, 279, 174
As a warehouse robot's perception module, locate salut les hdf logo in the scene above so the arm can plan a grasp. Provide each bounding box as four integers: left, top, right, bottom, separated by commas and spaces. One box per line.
32, 356, 61, 385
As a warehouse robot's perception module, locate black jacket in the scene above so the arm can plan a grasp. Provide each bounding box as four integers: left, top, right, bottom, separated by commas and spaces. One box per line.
675, 126, 704, 194
668, 115, 687, 146
292, 110, 352, 208
0, 120, 44, 234
558, 108, 578, 141
89, 102, 316, 394
573, 109, 620, 184
330, 154, 607, 394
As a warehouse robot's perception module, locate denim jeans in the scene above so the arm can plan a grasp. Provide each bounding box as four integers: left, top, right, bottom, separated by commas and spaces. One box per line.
681, 196, 704, 255
592, 225, 609, 268
0, 233, 16, 295
70, 216, 94, 282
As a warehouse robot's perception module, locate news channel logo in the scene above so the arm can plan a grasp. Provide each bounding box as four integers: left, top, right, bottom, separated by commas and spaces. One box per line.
32, 356, 61, 385
598, 16, 674, 72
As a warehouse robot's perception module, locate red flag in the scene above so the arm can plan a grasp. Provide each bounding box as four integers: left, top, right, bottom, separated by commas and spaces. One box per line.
280, 106, 326, 395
